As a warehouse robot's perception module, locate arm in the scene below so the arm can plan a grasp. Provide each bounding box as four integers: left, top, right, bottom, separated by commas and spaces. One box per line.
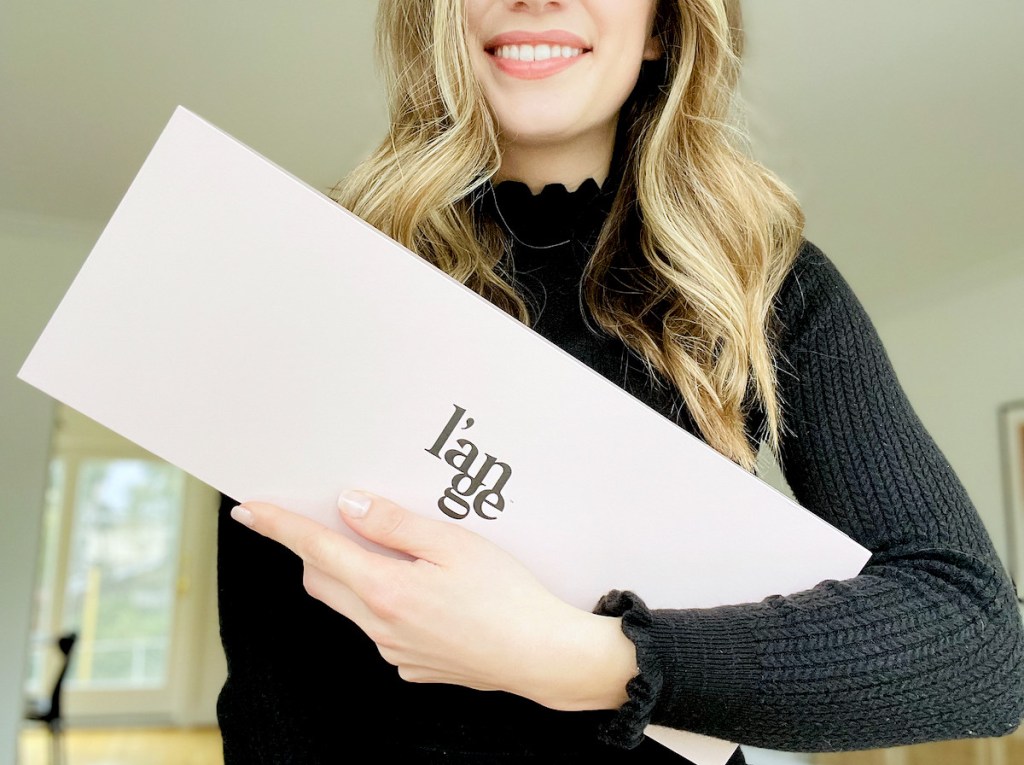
596, 241, 1024, 751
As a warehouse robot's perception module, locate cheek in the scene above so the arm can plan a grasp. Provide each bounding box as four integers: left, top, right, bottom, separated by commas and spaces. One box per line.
463, 0, 485, 26
598, 44, 649, 106
463, 2, 497, 91
463, 0, 493, 52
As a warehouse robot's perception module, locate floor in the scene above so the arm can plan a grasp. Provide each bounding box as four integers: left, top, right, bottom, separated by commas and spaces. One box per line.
746, 748, 811, 764
20, 726, 1018, 765
18, 727, 224, 765
16, 728, 814, 765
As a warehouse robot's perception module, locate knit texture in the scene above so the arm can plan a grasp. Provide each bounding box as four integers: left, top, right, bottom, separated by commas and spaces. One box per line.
584, 210, 1024, 751
215, 178, 1024, 763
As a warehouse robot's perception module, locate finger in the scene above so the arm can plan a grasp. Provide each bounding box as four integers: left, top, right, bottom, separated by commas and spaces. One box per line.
301, 563, 377, 632
233, 501, 382, 592
337, 490, 469, 562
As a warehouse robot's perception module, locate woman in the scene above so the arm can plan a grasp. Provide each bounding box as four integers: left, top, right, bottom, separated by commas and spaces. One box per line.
217, 1, 1024, 762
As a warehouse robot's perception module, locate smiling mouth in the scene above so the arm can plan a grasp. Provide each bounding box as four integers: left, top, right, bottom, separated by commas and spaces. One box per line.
487, 44, 587, 62
483, 36, 593, 81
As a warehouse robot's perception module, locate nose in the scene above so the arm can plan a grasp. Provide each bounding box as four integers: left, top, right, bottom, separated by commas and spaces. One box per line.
508, 0, 566, 11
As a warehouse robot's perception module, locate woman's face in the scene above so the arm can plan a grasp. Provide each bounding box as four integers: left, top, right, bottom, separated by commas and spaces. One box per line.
464, 0, 662, 151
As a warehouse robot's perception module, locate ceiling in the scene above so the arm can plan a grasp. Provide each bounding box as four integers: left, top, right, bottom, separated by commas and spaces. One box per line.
2, 1, 1021, 315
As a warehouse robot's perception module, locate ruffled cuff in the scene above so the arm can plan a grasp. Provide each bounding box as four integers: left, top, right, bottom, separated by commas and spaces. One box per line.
593, 589, 762, 748
593, 590, 663, 749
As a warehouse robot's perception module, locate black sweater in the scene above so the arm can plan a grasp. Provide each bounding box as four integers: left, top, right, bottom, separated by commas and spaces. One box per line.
216, 179, 1024, 764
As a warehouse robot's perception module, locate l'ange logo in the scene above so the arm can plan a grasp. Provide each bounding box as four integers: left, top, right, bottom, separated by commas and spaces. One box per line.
425, 404, 512, 520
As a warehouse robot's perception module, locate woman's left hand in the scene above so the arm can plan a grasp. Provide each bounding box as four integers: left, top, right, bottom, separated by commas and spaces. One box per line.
231, 491, 637, 711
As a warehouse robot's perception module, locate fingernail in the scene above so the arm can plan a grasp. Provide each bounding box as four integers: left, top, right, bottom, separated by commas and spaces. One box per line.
338, 490, 371, 518
230, 505, 254, 528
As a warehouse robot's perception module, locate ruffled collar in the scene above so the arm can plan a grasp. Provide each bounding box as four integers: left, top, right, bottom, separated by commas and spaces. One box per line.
479, 175, 619, 250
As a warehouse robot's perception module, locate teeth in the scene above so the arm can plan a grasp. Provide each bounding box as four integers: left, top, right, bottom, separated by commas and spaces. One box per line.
493, 45, 583, 61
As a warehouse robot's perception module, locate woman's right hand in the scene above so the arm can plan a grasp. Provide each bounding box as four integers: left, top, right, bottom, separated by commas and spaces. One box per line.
231, 490, 639, 712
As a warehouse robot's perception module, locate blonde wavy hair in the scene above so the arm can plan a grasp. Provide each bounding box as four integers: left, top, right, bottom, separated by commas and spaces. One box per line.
333, 0, 805, 471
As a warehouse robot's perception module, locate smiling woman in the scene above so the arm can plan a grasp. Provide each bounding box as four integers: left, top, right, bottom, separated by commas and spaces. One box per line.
214, 1, 1024, 763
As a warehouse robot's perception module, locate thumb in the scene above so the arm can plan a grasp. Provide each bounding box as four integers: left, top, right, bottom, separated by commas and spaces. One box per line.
337, 490, 463, 562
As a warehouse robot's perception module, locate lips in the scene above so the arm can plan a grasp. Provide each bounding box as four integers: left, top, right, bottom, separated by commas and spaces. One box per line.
484, 29, 592, 81
484, 29, 590, 50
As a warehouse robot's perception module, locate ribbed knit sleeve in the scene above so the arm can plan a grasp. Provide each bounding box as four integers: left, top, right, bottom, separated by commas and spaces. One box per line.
596, 241, 1024, 752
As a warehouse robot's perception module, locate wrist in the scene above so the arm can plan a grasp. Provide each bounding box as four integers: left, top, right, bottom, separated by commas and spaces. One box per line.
529, 610, 638, 712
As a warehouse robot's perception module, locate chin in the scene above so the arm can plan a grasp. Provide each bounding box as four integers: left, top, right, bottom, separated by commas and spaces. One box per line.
492, 107, 594, 147
488, 90, 590, 131
500, 124, 581, 147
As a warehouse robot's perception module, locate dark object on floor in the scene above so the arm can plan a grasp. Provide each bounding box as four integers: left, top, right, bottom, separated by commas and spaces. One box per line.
25, 632, 77, 765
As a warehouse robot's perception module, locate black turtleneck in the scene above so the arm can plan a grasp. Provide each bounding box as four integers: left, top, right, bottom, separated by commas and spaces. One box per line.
480, 178, 703, 439
215, 180, 1023, 764
485, 177, 614, 345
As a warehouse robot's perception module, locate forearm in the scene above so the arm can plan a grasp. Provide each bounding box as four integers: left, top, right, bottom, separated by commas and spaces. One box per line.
597, 557, 1023, 751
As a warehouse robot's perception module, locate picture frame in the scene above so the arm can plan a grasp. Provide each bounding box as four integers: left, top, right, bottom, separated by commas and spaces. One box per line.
1000, 400, 1024, 601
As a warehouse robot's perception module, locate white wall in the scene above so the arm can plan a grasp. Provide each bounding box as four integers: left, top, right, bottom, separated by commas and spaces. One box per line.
0, 212, 99, 763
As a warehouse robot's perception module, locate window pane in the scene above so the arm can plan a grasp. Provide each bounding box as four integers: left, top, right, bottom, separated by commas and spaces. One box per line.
61, 459, 184, 689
